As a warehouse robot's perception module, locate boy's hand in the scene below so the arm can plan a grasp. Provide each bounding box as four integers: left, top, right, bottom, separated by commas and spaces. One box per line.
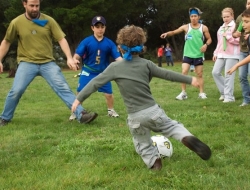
191, 77, 200, 88
71, 99, 81, 112
227, 65, 238, 75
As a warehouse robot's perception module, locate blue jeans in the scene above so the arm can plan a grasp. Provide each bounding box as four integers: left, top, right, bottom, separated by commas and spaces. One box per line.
238, 52, 250, 104
1, 61, 84, 121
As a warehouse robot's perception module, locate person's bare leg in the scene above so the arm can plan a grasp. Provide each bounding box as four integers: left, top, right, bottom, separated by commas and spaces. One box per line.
104, 93, 119, 117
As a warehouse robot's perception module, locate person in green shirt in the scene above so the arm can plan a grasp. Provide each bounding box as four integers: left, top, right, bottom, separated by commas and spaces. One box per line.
71, 25, 211, 170
0, 0, 97, 126
160, 7, 212, 100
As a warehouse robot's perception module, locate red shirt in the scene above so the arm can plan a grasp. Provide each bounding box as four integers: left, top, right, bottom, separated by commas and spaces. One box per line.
158, 48, 163, 57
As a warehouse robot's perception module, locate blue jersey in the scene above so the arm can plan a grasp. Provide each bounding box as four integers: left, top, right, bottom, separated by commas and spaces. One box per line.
75, 35, 120, 73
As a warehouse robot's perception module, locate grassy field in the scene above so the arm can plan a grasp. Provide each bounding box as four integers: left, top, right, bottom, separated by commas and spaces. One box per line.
1, 61, 250, 190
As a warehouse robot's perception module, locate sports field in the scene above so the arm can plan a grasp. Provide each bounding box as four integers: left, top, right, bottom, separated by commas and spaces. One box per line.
0, 61, 250, 189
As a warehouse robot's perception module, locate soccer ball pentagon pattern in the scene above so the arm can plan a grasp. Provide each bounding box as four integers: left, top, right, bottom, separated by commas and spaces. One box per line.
151, 135, 173, 158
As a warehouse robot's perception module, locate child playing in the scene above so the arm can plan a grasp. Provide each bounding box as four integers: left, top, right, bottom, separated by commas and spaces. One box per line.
228, 9, 250, 75
71, 25, 211, 170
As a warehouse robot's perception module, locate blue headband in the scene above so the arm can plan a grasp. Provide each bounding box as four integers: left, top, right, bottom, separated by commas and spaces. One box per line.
190, 9, 199, 15
120, 44, 143, 61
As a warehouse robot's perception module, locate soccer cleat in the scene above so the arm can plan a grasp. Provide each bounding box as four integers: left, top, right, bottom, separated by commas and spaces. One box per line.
108, 109, 119, 117
69, 113, 77, 121
0, 118, 9, 127
80, 110, 98, 124
198, 93, 207, 99
182, 136, 211, 160
176, 91, 188, 100
150, 158, 162, 170
219, 95, 224, 101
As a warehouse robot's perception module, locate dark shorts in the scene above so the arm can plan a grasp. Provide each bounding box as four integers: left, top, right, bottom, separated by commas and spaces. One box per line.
183, 56, 204, 66
77, 69, 112, 94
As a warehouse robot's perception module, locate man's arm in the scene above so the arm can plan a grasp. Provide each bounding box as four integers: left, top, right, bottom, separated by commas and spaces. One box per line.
0, 40, 11, 73
58, 38, 79, 71
160, 25, 187, 39
201, 25, 212, 53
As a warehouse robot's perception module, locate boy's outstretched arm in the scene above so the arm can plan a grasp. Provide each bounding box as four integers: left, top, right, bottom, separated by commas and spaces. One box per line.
227, 55, 250, 74
191, 77, 200, 88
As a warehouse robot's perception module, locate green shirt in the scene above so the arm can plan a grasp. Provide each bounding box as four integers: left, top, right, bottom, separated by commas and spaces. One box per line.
4, 13, 65, 64
184, 24, 204, 58
77, 56, 192, 114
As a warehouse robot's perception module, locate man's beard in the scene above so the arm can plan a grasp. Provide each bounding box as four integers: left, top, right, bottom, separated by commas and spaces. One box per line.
27, 11, 39, 19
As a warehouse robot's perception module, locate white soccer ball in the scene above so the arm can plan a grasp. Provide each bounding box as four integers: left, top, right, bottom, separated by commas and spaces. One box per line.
151, 135, 173, 158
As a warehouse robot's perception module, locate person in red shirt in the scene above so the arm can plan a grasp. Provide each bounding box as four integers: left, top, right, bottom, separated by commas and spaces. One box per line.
157, 45, 164, 67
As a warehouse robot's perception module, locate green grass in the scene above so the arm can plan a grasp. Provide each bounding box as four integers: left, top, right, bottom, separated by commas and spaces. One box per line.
1, 61, 250, 190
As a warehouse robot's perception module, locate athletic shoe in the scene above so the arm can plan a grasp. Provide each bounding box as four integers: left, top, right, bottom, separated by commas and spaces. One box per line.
223, 99, 235, 103
182, 136, 211, 160
108, 109, 119, 117
219, 95, 224, 101
198, 93, 207, 99
239, 102, 249, 107
150, 158, 162, 170
176, 91, 188, 100
190, 65, 195, 72
80, 111, 98, 124
0, 118, 9, 127
69, 113, 77, 121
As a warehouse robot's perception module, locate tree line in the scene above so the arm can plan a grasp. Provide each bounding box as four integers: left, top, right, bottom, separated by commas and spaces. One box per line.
0, 0, 247, 61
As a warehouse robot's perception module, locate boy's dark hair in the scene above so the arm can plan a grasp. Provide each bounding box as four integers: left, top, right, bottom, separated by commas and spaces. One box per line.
242, 9, 250, 17
116, 25, 146, 47
22, 0, 43, 2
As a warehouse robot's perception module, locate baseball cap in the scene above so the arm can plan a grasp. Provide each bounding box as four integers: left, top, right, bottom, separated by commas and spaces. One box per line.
92, 16, 106, 26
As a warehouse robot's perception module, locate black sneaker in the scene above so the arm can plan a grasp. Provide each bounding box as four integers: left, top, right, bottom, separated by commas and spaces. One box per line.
182, 136, 211, 160
80, 111, 98, 124
150, 158, 162, 170
0, 118, 9, 127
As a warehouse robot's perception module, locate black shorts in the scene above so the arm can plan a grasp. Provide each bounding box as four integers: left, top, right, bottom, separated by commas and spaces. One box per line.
182, 56, 204, 66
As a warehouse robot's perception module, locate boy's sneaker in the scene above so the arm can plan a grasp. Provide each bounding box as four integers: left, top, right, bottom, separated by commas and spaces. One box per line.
108, 109, 119, 117
0, 118, 9, 127
198, 93, 207, 99
176, 91, 188, 100
182, 136, 211, 160
80, 110, 98, 124
69, 113, 77, 121
219, 95, 224, 101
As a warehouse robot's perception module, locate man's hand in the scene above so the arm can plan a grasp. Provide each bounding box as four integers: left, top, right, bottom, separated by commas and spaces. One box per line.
160, 33, 168, 39
67, 57, 79, 71
200, 44, 208, 53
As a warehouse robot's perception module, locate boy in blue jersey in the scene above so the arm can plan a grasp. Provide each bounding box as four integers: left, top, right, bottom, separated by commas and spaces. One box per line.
69, 16, 122, 120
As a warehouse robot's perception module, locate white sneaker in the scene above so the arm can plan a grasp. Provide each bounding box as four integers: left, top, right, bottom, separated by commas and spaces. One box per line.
239, 102, 249, 107
69, 113, 77, 121
108, 109, 119, 117
219, 95, 224, 101
176, 91, 188, 100
198, 93, 207, 99
223, 99, 235, 103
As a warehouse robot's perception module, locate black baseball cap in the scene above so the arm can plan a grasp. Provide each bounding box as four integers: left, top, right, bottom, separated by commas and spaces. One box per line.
92, 16, 106, 26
